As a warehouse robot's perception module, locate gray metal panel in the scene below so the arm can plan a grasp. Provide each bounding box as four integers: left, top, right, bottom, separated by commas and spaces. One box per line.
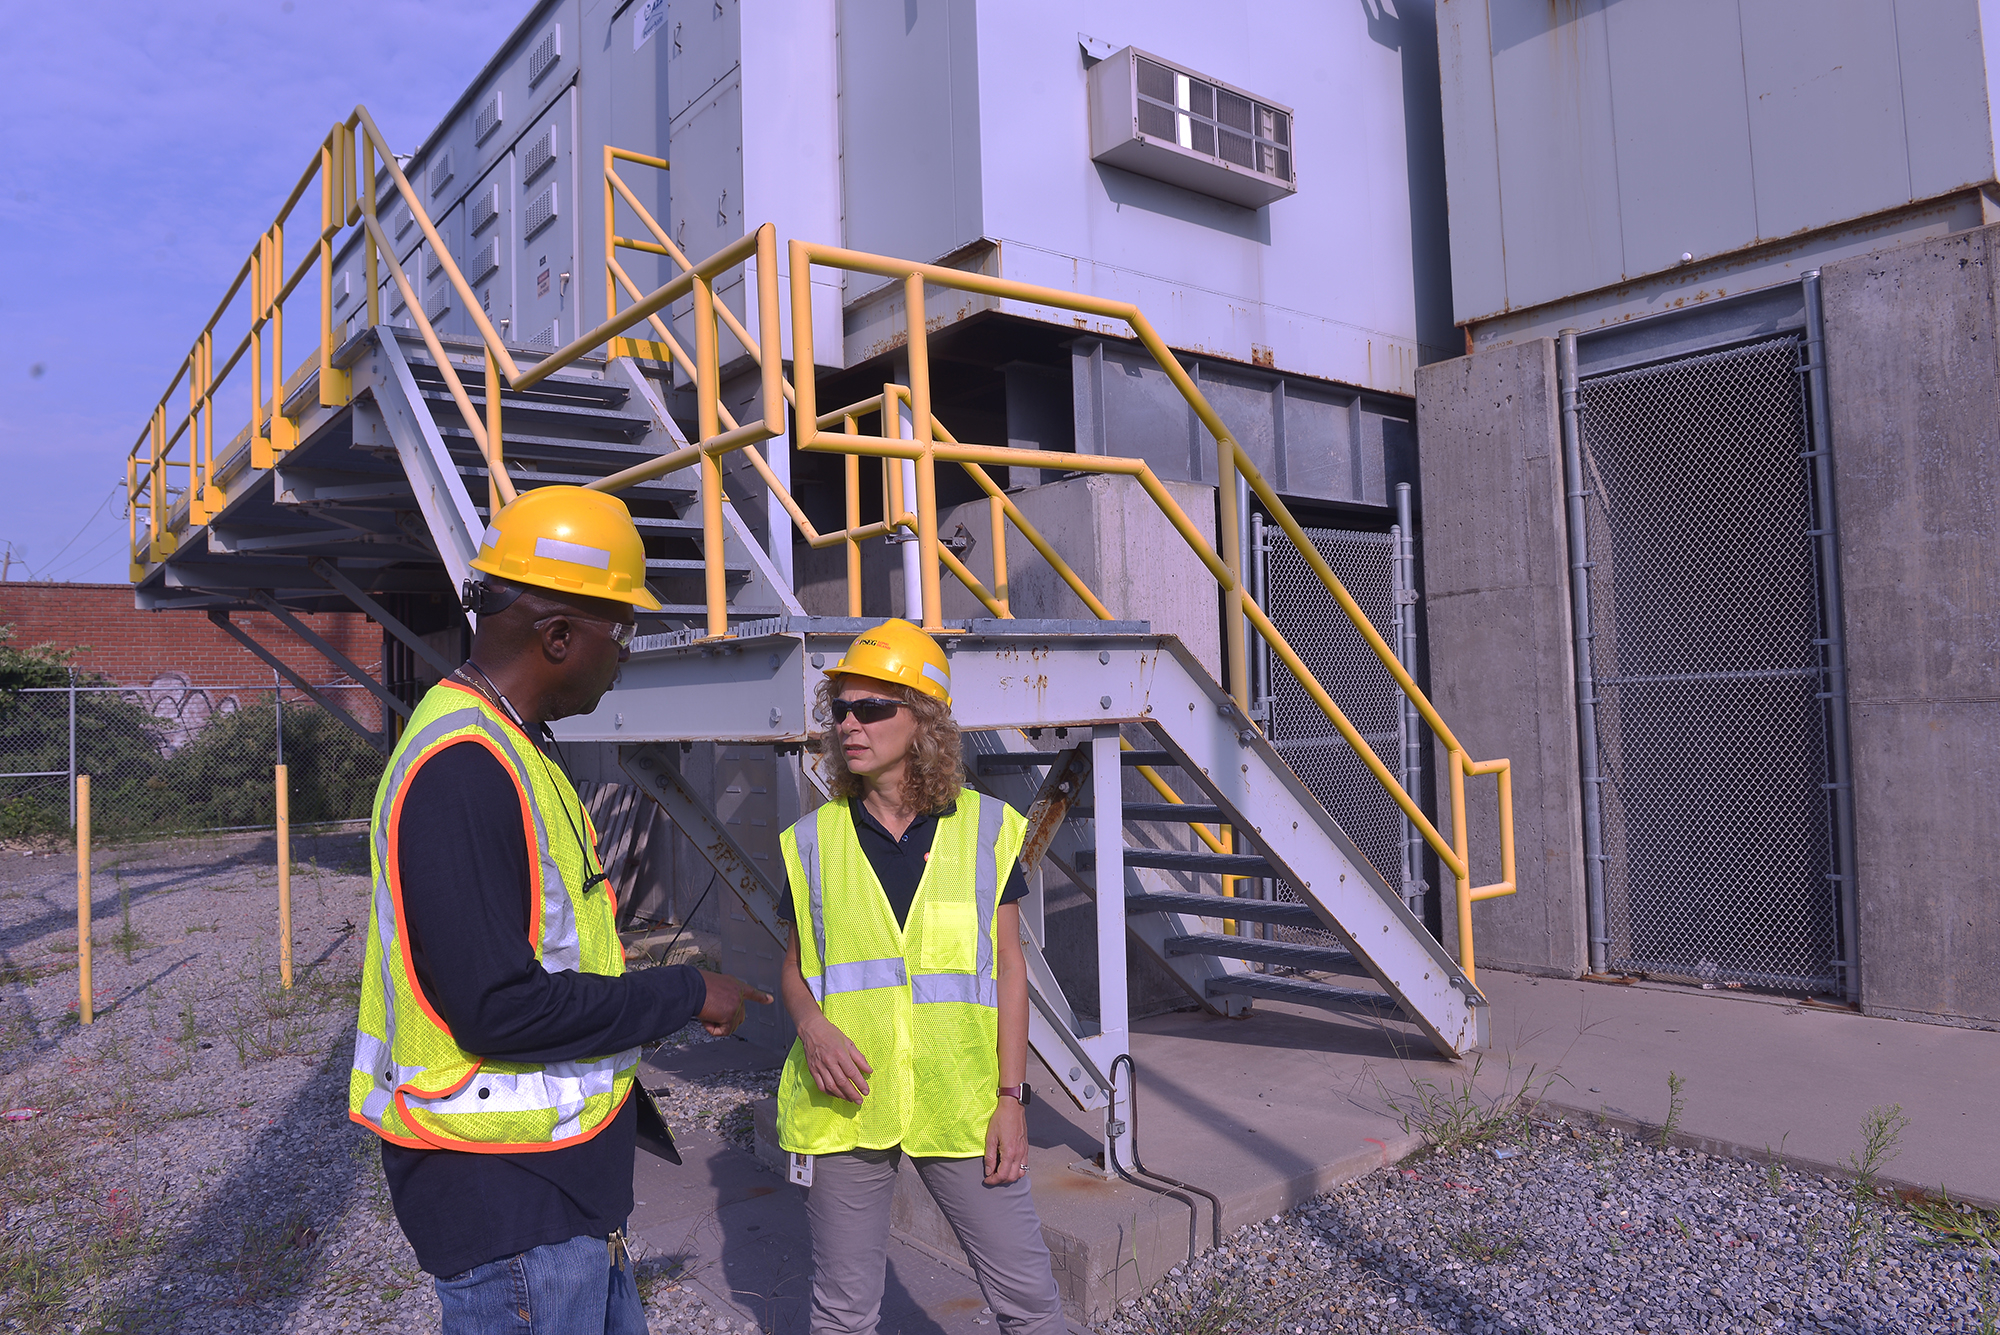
1436, 0, 1509, 322
835, 0, 983, 288
1603, 0, 1758, 276
666, 0, 743, 121
1487, 0, 1625, 311
1897, 0, 1996, 198
1740, 0, 1912, 241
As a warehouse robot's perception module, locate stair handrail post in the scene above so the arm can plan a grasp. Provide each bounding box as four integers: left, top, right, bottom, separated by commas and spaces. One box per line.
694, 274, 729, 639
361, 125, 379, 328
843, 421, 864, 616
904, 273, 945, 630
1448, 747, 1476, 983
485, 348, 504, 515
1089, 725, 1132, 1171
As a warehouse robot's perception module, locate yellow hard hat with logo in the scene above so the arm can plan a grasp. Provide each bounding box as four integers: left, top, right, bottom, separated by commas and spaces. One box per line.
469, 485, 662, 610
831, 618, 950, 703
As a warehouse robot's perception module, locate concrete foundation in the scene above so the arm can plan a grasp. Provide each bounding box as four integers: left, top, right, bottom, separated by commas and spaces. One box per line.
1820, 225, 2000, 1030
1412, 339, 1588, 978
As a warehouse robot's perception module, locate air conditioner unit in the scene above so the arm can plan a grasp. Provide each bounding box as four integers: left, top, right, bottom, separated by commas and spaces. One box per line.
1088, 47, 1296, 209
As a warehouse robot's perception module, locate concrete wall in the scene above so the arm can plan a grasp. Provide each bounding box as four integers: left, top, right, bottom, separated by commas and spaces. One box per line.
1412, 339, 1588, 977
934, 473, 1222, 680
1821, 224, 2000, 1030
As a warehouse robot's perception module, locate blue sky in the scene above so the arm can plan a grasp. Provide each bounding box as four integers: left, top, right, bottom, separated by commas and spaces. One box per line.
0, 0, 530, 585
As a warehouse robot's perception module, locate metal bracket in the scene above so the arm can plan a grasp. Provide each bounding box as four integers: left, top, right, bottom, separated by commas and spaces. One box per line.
205, 609, 389, 753
618, 742, 789, 945
249, 590, 413, 721
308, 558, 456, 678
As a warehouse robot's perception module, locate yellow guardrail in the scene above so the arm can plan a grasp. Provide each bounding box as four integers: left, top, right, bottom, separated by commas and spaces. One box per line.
126, 113, 1514, 982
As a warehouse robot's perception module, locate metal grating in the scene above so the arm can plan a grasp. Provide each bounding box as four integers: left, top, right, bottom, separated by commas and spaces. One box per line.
470, 182, 500, 236
1577, 336, 1841, 993
423, 243, 445, 280
475, 90, 503, 143
425, 285, 451, 324
528, 24, 561, 86
522, 125, 557, 183
528, 318, 560, 350
523, 183, 558, 240
394, 207, 413, 240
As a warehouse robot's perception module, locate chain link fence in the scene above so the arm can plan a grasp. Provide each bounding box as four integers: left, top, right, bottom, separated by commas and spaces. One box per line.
1577, 335, 1842, 993
0, 678, 386, 843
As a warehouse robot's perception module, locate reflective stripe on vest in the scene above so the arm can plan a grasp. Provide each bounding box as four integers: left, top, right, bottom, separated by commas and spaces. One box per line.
349, 682, 637, 1152
775, 791, 1026, 1158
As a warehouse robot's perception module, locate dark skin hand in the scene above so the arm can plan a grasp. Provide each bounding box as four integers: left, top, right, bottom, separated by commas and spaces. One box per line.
466, 580, 772, 1030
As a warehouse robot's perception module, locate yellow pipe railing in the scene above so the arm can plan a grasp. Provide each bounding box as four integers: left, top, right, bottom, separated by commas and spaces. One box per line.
130, 115, 1513, 983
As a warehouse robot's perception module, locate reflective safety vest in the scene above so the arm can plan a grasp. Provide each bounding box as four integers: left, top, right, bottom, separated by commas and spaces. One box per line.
775, 790, 1026, 1158
348, 681, 638, 1152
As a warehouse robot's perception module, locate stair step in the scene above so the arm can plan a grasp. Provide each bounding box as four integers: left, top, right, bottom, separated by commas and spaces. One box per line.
419, 387, 652, 437
1077, 802, 1224, 823
407, 362, 633, 407
437, 424, 671, 463
460, 467, 695, 499
1164, 932, 1357, 974
1125, 889, 1322, 927
646, 558, 752, 576
972, 748, 1179, 774
1076, 847, 1273, 877
1207, 974, 1402, 1017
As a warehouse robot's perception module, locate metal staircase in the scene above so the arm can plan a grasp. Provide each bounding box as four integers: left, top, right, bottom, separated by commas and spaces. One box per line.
124, 110, 1521, 1178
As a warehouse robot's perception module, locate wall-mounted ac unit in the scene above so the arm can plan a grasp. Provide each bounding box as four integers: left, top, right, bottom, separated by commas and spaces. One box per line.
1087, 46, 1296, 209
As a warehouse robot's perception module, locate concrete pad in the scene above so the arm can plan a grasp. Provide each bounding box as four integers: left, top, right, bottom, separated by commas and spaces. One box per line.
1476, 971, 2000, 1206
754, 1002, 1438, 1324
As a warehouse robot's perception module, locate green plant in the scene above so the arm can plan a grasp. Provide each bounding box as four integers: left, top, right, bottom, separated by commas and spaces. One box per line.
111, 873, 142, 963
1452, 1228, 1522, 1263
221, 1209, 320, 1306
1842, 1103, 1910, 1272
1908, 1189, 2000, 1247
1657, 1071, 1685, 1149
1375, 1052, 1564, 1154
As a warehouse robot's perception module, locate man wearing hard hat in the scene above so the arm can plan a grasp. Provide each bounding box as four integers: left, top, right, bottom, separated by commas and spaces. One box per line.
349, 484, 770, 1333
776, 619, 1065, 1334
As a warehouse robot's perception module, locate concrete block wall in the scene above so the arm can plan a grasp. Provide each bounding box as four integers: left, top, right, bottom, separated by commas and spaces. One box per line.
0, 582, 378, 689
1821, 225, 2000, 1030
1412, 340, 1589, 978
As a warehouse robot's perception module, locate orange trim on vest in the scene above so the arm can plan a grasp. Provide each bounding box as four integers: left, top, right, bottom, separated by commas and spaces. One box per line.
392, 1083, 635, 1155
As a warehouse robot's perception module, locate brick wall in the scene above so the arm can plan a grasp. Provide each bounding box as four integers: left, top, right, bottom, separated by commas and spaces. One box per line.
0, 583, 379, 689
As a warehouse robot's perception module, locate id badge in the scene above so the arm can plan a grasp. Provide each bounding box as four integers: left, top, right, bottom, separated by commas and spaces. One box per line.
788, 1152, 814, 1188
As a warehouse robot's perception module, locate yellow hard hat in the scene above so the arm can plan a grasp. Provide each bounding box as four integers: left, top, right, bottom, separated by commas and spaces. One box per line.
831, 618, 950, 703
469, 485, 663, 611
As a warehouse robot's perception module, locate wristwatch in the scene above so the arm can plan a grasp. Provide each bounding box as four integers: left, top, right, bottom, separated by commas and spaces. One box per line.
997, 1083, 1032, 1107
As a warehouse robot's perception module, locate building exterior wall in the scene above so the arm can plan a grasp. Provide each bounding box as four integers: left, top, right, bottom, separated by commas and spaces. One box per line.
0, 583, 378, 689
1820, 223, 2000, 1030
1412, 340, 1587, 977
1437, 0, 2000, 333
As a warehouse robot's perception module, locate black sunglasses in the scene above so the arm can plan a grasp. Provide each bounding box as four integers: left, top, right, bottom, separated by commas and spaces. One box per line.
829, 697, 904, 725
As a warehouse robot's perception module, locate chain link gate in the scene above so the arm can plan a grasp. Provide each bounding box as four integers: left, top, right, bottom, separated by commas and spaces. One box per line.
1574, 335, 1843, 993
1254, 520, 1415, 946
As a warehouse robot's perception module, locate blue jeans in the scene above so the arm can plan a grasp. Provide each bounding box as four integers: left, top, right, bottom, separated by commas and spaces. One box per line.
434, 1228, 647, 1335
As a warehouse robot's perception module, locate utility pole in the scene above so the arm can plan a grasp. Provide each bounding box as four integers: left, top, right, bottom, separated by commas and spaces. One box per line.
1, 543, 14, 582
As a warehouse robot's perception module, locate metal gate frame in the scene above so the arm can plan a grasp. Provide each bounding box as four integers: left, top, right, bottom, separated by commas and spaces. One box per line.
1558, 283, 1860, 1001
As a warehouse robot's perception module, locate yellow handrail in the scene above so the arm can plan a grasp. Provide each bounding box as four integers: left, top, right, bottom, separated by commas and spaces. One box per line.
129, 116, 1513, 983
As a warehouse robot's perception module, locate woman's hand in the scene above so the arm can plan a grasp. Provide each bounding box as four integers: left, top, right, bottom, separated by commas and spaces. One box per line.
800, 1015, 873, 1102
983, 1096, 1029, 1185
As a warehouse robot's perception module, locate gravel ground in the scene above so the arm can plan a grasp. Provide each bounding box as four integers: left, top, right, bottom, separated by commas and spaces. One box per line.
0, 831, 780, 1335
1095, 1120, 1999, 1335
8, 834, 1994, 1335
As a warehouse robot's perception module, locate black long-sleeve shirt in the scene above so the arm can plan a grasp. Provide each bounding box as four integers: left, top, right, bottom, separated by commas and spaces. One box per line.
381, 739, 705, 1279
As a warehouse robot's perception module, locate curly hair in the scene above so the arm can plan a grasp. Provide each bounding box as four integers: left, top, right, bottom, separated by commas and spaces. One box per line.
812, 674, 964, 812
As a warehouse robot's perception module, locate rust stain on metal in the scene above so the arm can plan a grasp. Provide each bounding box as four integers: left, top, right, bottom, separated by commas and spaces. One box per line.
1018, 746, 1089, 875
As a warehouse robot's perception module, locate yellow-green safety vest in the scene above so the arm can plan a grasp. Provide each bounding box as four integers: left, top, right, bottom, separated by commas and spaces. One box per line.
349, 681, 638, 1153
775, 790, 1026, 1158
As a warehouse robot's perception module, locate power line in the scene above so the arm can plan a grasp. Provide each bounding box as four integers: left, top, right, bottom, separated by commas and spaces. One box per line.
22, 484, 121, 580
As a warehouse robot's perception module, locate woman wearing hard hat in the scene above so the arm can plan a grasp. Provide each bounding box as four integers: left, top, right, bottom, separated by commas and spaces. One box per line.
775, 619, 1065, 1334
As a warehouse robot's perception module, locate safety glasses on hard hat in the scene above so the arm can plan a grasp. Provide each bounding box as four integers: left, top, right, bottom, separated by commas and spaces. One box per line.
829, 697, 904, 725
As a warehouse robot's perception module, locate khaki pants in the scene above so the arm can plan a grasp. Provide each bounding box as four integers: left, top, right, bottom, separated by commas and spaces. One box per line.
804, 1148, 1066, 1335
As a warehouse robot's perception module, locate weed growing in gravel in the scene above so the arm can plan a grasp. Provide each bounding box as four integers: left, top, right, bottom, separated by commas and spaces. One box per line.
221, 1209, 320, 1306
1451, 1227, 1522, 1263
1657, 1070, 1686, 1148
1909, 1188, 2000, 1247
1375, 1052, 1563, 1154
1842, 1103, 1910, 1272
110, 873, 143, 963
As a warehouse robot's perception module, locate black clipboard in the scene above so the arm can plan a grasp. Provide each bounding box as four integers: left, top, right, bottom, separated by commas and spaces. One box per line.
634, 1084, 682, 1165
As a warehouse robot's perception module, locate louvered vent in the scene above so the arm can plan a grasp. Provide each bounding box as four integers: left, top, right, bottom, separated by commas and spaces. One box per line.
523, 125, 557, 183
394, 208, 414, 240
390, 282, 408, 316
470, 182, 500, 235
529, 318, 560, 351
467, 236, 502, 284
1088, 47, 1296, 209
523, 183, 558, 240
424, 244, 445, 280
528, 24, 561, 86
476, 90, 503, 144
428, 150, 454, 199
426, 285, 452, 324
333, 270, 351, 308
